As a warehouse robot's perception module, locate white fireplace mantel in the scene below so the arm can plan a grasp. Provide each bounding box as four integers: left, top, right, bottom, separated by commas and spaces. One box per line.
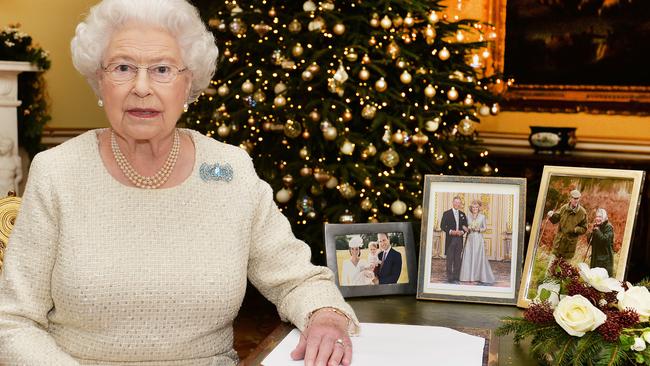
0, 60, 41, 156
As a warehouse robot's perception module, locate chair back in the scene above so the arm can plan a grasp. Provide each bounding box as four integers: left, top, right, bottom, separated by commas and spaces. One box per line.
0, 191, 21, 272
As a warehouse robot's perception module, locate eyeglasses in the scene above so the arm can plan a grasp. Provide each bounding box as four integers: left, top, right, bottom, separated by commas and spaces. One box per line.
102, 63, 188, 84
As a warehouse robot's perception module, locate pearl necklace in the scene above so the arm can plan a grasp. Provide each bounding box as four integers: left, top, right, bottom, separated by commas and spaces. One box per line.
110, 129, 180, 189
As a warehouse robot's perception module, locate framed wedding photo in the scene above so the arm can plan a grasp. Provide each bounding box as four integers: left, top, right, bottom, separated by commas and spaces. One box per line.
324, 222, 417, 298
417, 176, 526, 305
517, 166, 645, 308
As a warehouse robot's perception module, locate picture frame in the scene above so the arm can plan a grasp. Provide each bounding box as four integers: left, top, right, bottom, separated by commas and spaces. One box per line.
324, 222, 417, 298
517, 166, 645, 308
503, 1, 650, 114
417, 175, 526, 305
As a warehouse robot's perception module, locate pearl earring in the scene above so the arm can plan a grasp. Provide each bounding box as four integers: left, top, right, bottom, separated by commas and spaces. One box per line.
183, 102, 189, 112
97, 99, 104, 108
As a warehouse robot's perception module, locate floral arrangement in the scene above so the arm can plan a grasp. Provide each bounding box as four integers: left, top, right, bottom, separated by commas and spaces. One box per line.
0, 24, 51, 157
497, 258, 650, 366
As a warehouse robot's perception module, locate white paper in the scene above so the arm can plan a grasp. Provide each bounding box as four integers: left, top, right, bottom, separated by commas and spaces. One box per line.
261, 322, 485, 366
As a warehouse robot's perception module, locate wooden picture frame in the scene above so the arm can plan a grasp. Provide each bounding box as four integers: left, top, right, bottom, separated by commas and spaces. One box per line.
324, 222, 417, 298
417, 175, 526, 305
503, 1, 650, 114
517, 166, 645, 308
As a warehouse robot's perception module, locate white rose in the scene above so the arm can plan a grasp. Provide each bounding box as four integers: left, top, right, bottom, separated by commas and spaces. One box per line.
533, 281, 561, 308
553, 295, 607, 337
643, 330, 650, 344
632, 337, 647, 352
617, 285, 650, 322
578, 263, 623, 293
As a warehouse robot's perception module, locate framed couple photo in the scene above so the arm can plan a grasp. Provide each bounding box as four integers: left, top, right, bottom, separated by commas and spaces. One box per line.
517, 166, 645, 308
324, 222, 418, 298
416, 176, 526, 305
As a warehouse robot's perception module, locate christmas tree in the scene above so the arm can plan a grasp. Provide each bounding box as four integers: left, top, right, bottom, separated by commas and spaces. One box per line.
186, 0, 502, 261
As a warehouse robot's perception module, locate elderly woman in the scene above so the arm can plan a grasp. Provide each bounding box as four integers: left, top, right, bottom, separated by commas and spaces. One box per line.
459, 200, 495, 285
588, 208, 615, 275
0, 0, 358, 365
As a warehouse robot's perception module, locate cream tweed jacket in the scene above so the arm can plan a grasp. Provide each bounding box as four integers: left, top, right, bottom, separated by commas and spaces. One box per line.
0, 129, 357, 365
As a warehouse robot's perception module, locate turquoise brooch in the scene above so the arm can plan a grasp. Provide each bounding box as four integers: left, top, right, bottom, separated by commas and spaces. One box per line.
200, 162, 234, 182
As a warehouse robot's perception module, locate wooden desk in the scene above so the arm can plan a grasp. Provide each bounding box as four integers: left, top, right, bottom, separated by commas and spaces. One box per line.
241, 296, 536, 365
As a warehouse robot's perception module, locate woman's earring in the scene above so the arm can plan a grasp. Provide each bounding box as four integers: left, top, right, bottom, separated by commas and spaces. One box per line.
97, 99, 104, 108
183, 102, 189, 112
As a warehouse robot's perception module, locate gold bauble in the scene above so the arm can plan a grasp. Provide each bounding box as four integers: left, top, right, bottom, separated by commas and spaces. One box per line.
308, 62, 320, 74
374, 77, 388, 92
412, 131, 429, 148
302, 130, 311, 139
288, 19, 302, 33
391, 130, 405, 144
274, 82, 287, 95
306, 211, 317, 220
433, 150, 448, 166
479, 105, 491, 116
428, 11, 439, 23
229, 18, 247, 36
438, 47, 450, 61
392, 16, 403, 27
423, 25, 436, 44
447, 87, 459, 101
292, 43, 304, 57
338, 183, 357, 199
396, 59, 407, 69
368, 36, 377, 46
241, 79, 254, 94
491, 103, 500, 115
301, 69, 314, 81
299, 146, 310, 159
342, 109, 353, 122
403, 13, 414, 27
340, 139, 355, 155
425, 119, 440, 132
345, 51, 358, 62
380, 148, 400, 168
253, 22, 272, 37
362, 54, 371, 64
458, 118, 475, 136
217, 84, 230, 96
424, 84, 436, 98
413, 205, 423, 219
284, 120, 302, 138
464, 94, 473, 105
360, 197, 373, 211
275, 188, 292, 203
274, 95, 287, 107
361, 104, 377, 119
313, 169, 330, 184
481, 163, 493, 175
309, 109, 321, 122
387, 41, 400, 59
390, 200, 407, 215
325, 176, 338, 189
268, 6, 277, 17
380, 15, 392, 30
363, 177, 373, 187
370, 17, 380, 28
323, 126, 338, 140
247, 116, 256, 125
282, 174, 295, 186
300, 166, 313, 177
399, 70, 412, 84
223, 48, 232, 57
302, 0, 316, 12
262, 122, 273, 131
361, 143, 377, 159
253, 90, 266, 103
333, 23, 346, 35
217, 124, 231, 137
358, 67, 370, 81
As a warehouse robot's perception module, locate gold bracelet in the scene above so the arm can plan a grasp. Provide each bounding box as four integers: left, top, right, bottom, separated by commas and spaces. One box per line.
308, 307, 351, 328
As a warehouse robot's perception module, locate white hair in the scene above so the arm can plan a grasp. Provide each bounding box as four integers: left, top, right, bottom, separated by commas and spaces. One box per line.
70, 0, 219, 102
596, 208, 608, 221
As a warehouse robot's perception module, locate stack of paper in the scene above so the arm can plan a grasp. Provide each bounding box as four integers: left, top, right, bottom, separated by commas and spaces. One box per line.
262, 322, 486, 366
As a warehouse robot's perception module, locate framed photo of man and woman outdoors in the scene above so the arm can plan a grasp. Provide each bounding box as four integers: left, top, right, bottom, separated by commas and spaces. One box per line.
417, 176, 526, 305
324, 222, 417, 298
517, 166, 645, 308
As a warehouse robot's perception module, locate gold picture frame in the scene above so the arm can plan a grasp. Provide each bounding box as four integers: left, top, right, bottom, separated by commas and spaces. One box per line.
517, 166, 645, 308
